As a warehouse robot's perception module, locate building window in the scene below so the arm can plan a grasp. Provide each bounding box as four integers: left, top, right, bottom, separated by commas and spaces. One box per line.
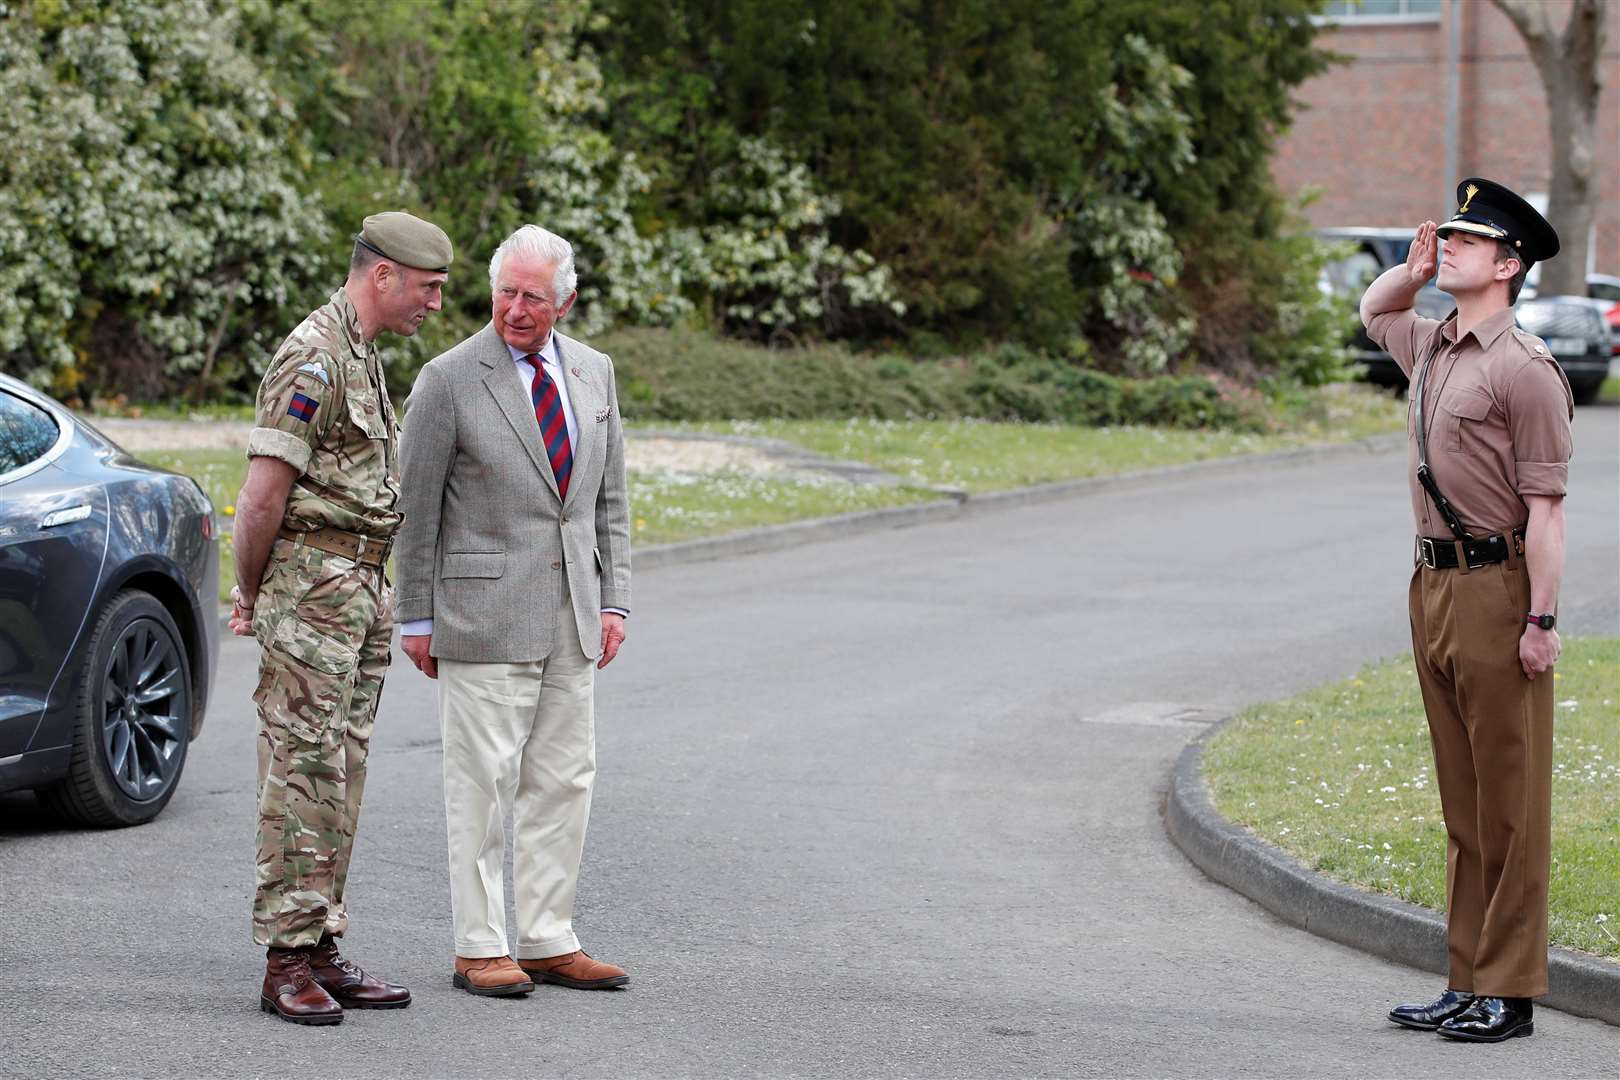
1318, 0, 1443, 23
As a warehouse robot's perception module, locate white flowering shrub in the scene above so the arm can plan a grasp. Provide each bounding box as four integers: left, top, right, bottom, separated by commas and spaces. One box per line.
535, 135, 902, 342
528, 139, 701, 336
1065, 34, 1197, 376
692, 138, 904, 340
0, 0, 325, 393
1071, 195, 1194, 376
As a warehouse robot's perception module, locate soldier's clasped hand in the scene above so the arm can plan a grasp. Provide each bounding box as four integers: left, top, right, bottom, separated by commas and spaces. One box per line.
228, 584, 255, 637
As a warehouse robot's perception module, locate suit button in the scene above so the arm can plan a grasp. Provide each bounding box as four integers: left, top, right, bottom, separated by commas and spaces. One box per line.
562, 516, 570, 524
551, 560, 562, 570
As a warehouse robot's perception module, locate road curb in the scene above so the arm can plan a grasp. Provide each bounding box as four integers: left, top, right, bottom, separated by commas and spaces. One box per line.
1165, 722, 1620, 1027
635, 497, 963, 570
220, 432, 1403, 625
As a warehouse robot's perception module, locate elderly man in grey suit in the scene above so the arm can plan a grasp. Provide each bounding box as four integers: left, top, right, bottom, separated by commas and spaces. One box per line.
395, 224, 632, 997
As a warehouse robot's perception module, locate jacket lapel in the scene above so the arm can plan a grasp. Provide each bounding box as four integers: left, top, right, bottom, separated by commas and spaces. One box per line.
556, 335, 600, 511
480, 324, 561, 501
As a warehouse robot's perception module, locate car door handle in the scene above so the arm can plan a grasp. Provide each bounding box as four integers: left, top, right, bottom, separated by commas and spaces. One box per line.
40, 505, 93, 528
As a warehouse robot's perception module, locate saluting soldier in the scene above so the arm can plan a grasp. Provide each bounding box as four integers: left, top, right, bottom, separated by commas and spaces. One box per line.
230, 212, 453, 1025
1360, 179, 1571, 1043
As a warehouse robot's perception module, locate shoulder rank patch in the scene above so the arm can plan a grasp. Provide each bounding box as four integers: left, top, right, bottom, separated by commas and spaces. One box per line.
296, 360, 332, 385
287, 392, 319, 423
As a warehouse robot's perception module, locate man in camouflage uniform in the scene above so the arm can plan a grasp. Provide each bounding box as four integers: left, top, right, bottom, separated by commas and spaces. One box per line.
230, 212, 452, 1025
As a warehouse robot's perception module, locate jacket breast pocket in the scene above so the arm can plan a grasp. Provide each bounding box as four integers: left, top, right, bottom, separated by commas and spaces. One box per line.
441, 551, 506, 579
1440, 387, 1493, 453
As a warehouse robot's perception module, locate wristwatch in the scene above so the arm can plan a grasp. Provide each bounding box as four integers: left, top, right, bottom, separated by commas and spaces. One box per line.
1526, 612, 1556, 630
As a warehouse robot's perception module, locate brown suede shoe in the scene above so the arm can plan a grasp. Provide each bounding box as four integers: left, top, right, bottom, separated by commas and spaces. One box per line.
452, 955, 534, 997
518, 950, 629, 990
261, 948, 343, 1025
308, 934, 411, 1009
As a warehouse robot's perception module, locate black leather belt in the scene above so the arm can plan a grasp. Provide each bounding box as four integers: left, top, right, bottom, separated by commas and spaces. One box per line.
1416, 527, 1525, 570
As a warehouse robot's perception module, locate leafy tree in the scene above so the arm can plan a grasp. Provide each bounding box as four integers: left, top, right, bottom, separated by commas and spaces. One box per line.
595, 0, 1340, 374
1490, 0, 1607, 299
0, 0, 327, 398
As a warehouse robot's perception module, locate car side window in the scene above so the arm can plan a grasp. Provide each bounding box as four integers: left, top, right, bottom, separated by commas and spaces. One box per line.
0, 392, 61, 476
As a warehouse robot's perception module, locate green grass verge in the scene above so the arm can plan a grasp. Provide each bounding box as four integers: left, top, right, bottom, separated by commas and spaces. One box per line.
140, 449, 244, 604
627, 469, 937, 545
1204, 638, 1619, 959
675, 384, 1402, 494
134, 448, 938, 601
1600, 375, 1620, 404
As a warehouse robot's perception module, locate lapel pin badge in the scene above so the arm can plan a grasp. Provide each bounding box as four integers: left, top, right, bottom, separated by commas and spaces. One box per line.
594, 404, 614, 423
571, 366, 583, 378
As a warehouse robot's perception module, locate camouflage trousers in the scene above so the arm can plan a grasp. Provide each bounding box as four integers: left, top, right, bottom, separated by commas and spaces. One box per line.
251, 537, 392, 948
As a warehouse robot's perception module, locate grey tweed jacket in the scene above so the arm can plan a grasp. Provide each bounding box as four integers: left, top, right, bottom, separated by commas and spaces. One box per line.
394, 322, 631, 662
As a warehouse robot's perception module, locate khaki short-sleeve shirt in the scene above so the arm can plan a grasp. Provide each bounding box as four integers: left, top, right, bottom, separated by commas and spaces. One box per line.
247, 288, 403, 538
1368, 305, 1573, 536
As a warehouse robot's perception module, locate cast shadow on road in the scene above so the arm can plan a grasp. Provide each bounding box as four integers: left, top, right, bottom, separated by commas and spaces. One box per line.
0, 790, 76, 839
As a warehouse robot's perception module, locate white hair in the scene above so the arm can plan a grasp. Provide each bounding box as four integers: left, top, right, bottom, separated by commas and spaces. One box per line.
488, 224, 577, 301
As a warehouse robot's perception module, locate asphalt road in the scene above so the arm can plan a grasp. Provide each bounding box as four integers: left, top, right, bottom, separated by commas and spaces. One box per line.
3, 409, 1617, 1078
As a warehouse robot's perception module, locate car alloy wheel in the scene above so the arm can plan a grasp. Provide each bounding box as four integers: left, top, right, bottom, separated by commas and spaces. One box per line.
41, 589, 193, 827
100, 615, 189, 801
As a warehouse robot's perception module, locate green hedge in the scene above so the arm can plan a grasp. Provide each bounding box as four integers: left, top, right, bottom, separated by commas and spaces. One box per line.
599, 329, 1267, 431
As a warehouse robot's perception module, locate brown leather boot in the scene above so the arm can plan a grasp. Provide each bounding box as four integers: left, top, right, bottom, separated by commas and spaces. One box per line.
452, 955, 534, 997
260, 947, 343, 1025
518, 950, 629, 990
308, 934, 411, 1009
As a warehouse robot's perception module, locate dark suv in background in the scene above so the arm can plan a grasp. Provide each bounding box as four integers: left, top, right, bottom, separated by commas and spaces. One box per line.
1319, 227, 1611, 404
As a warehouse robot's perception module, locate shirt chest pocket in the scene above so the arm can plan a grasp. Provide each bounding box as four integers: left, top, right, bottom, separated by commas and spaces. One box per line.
1440, 386, 1494, 454
347, 390, 390, 441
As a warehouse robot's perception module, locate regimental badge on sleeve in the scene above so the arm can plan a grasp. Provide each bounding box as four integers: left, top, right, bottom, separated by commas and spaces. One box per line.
287, 392, 320, 423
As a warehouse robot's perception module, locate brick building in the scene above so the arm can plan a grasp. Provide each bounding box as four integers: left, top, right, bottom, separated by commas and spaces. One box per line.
1273, 0, 1619, 277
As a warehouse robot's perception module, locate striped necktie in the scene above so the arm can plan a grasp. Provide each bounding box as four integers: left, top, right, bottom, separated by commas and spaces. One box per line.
528, 353, 573, 500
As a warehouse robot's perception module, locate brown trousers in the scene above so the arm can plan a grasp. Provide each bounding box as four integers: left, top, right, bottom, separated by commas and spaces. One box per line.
1408, 555, 1553, 998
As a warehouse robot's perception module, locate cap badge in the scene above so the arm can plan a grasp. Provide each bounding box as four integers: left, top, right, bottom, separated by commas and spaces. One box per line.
1458, 183, 1479, 214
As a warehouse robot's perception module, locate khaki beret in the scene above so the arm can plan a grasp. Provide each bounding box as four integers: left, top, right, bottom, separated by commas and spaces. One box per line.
356, 211, 454, 272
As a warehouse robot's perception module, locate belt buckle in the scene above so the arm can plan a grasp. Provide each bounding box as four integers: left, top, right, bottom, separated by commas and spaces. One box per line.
1419, 538, 1439, 569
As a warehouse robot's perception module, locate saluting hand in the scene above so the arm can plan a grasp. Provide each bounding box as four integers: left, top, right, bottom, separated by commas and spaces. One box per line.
1406, 220, 1438, 285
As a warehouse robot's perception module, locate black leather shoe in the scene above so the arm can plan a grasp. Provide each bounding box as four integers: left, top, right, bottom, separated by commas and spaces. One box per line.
1437, 996, 1534, 1042
1388, 988, 1475, 1030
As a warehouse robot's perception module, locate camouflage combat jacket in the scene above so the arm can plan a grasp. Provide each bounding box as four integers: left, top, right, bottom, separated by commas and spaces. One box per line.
247, 288, 402, 539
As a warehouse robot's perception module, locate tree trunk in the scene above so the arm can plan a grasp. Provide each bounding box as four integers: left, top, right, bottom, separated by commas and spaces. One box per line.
1490, 0, 1606, 298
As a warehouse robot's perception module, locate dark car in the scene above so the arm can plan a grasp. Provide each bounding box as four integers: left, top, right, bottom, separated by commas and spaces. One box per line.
1513, 297, 1611, 405
0, 373, 219, 826
1579, 273, 1620, 356
1319, 228, 1611, 403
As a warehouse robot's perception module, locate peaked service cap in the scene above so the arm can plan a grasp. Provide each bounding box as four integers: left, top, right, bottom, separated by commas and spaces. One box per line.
1435, 178, 1558, 266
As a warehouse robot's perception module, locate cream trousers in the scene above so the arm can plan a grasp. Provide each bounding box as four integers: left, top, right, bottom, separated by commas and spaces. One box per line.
438, 596, 596, 960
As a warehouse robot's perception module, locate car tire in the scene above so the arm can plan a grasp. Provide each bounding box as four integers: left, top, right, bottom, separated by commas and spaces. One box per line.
39, 590, 192, 827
